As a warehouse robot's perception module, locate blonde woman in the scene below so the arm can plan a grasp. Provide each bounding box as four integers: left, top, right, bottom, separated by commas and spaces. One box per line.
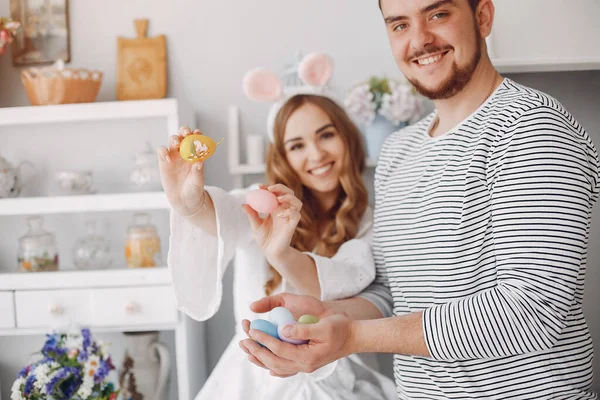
158, 53, 397, 400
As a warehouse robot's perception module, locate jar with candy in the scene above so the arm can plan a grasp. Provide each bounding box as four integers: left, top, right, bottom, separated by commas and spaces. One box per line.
125, 212, 161, 268
17, 216, 59, 272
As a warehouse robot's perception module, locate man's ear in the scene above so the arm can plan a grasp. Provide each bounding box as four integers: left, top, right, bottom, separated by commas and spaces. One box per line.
477, 0, 495, 40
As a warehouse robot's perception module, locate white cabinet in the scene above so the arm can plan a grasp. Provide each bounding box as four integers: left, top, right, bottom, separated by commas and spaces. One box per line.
0, 99, 206, 400
15, 289, 93, 329
490, 0, 599, 73
0, 292, 15, 329
91, 286, 179, 327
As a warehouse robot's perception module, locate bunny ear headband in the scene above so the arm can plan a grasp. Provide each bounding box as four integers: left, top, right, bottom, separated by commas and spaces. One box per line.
242, 52, 338, 143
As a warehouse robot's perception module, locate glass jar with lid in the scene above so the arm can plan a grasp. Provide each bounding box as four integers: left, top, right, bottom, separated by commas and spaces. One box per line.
17, 216, 59, 272
72, 219, 112, 270
125, 213, 161, 268
129, 141, 162, 191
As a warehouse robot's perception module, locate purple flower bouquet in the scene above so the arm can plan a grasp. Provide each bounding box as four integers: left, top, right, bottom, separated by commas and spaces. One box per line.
11, 328, 119, 400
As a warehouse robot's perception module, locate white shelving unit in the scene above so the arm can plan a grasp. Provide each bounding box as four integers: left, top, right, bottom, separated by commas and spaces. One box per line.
0, 98, 179, 127
226, 105, 377, 188
0, 191, 169, 216
0, 267, 171, 291
0, 99, 205, 400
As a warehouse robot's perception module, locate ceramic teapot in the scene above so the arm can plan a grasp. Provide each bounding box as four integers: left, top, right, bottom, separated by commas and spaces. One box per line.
0, 154, 33, 198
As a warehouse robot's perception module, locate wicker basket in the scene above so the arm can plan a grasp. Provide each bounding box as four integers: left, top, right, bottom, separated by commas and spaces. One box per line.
21, 67, 104, 106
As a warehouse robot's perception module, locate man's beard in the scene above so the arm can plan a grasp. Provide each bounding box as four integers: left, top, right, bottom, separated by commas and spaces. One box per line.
407, 30, 483, 100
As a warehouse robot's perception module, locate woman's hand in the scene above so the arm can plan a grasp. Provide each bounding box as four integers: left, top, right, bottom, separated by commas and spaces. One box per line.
157, 126, 207, 218
242, 184, 302, 263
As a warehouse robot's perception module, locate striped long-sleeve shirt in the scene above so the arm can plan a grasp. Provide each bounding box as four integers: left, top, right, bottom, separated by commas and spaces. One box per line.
359, 78, 600, 399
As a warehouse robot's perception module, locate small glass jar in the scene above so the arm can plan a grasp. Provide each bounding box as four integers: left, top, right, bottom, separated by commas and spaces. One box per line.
72, 219, 112, 270
125, 213, 161, 268
129, 142, 162, 191
17, 216, 59, 272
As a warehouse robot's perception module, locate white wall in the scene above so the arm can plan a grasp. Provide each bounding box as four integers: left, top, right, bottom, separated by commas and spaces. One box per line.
0, 0, 598, 398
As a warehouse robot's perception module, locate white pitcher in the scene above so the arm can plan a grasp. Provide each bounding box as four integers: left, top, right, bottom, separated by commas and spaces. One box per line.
119, 331, 170, 400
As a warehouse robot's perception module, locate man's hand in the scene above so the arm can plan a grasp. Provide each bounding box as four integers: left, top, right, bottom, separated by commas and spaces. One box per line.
239, 313, 356, 377
248, 293, 333, 320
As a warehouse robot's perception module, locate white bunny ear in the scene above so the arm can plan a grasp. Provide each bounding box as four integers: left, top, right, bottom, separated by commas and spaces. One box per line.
298, 52, 334, 87
242, 68, 284, 102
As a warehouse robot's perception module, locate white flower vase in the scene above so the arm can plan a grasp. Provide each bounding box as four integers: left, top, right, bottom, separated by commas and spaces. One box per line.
119, 331, 170, 400
363, 115, 405, 160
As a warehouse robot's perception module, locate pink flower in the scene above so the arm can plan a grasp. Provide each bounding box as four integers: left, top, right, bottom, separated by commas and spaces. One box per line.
67, 348, 79, 359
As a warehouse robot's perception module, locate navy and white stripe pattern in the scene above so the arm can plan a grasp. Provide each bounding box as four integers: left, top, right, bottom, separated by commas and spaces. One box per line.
362, 78, 599, 399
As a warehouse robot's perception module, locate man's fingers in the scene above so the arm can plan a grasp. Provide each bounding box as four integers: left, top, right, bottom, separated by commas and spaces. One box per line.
248, 354, 269, 370
242, 204, 263, 230
238, 341, 250, 355
246, 331, 298, 369
278, 322, 316, 343
241, 319, 251, 336
240, 340, 270, 369
249, 294, 287, 313
270, 370, 297, 378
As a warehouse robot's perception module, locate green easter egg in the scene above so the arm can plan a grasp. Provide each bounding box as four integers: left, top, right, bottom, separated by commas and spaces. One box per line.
298, 314, 319, 324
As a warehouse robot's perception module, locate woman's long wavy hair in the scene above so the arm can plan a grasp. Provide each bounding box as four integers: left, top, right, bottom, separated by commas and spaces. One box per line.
264, 94, 369, 295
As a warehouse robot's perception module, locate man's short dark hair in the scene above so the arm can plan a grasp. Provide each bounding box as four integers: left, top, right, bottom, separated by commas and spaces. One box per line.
378, 0, 482, 13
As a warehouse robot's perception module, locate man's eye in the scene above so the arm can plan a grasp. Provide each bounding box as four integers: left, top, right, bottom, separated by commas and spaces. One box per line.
432, 12, 448, 20
393, 23, 408, 31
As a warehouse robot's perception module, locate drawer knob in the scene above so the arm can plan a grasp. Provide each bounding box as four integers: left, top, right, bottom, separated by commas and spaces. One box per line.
48, 304, 63, 316
124, 301, 140, 315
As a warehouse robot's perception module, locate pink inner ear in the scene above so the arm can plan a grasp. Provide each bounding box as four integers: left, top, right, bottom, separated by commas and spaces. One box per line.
242, 68, 283, 102
298, 52, 334, 86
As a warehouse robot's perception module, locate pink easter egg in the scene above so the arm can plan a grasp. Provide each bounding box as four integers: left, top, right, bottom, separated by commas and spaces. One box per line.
245, 189, 278, 214
277, 324, 308, 345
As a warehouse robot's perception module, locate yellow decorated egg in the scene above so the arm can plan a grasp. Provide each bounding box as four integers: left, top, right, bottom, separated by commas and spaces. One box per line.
179, 133, 223, 163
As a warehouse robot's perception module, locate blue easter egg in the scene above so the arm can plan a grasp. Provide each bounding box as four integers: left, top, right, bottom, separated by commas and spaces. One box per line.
250, 319, 280, 347
268, 307, 295, 327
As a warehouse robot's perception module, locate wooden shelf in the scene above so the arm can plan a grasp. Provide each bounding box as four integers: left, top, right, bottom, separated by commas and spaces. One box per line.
0, 191, 170, 216
0, 267, 170, 291
0, 98, 177, 127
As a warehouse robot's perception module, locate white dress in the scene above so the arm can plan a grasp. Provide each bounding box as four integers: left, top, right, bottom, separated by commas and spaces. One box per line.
168, 185, 398, 400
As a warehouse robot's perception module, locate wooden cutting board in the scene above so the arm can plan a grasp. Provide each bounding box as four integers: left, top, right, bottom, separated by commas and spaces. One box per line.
117, 19, 167, 100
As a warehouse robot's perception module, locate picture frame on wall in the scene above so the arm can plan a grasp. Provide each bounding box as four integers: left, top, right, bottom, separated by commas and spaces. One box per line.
10, 0, 71, 66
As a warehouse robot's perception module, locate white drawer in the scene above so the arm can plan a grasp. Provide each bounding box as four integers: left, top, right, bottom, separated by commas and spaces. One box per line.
91, 286, 178, 327
15, 289, 92, 329
0, 291, 15, 329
